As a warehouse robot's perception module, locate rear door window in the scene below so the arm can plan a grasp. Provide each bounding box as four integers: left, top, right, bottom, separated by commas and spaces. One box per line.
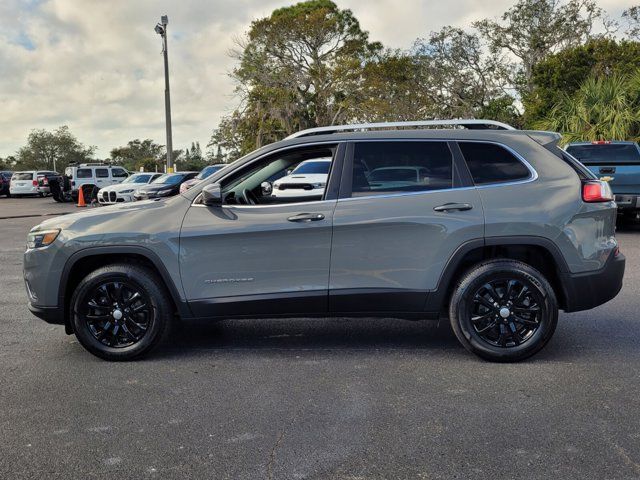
565, 144, 640, 165
350, 141, 454, 197
458, 142, 531, 185
95, 168, 109, 178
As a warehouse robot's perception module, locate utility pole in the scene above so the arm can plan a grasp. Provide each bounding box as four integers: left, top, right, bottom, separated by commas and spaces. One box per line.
155, 15, 173, 172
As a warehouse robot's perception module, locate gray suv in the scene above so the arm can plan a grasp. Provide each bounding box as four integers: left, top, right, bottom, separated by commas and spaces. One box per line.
24, 120, 625, 362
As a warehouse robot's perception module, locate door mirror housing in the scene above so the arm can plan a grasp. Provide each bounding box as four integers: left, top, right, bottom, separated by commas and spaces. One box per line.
261, 181, 273, 196
202, 183, 223, 206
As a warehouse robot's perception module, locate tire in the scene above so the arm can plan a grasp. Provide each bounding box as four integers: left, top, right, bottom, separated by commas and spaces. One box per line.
70, 263, 173, 361
449, 259, 558, 362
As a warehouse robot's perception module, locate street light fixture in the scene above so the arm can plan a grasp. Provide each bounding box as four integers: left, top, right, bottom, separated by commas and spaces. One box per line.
155, 15, 173, 173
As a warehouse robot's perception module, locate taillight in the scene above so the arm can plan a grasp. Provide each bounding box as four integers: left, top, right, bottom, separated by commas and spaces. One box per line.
582, 180, 613, 203
32, 180, 38, 187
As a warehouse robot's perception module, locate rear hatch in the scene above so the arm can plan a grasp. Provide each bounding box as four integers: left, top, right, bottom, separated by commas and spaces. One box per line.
566, 142, 640, 196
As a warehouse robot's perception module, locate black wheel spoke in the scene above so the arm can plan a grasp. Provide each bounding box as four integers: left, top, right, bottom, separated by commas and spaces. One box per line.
470, 277, 543, 349
81, 280, 152, 349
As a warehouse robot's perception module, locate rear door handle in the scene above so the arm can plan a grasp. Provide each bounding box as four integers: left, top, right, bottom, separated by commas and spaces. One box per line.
434, 203, 473, 212
287, 213, 325, 222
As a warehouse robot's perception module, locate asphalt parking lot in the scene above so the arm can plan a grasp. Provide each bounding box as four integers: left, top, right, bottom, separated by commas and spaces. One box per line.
1, 196, 640, 480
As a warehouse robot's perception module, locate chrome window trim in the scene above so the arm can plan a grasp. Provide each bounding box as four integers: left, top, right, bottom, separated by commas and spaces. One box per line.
191, 140, 341, 207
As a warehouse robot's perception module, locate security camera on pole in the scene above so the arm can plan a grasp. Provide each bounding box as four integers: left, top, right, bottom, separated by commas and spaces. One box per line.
155, 15, 173, 173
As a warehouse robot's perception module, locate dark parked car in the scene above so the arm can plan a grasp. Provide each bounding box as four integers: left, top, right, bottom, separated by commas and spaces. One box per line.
133, 172, 198, 200
0, 171, 13, 197
566, 141, 640, 221
179, 164, 227, 193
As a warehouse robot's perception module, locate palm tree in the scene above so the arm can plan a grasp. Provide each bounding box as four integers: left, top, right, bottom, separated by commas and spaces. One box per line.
536, 71, 640, 144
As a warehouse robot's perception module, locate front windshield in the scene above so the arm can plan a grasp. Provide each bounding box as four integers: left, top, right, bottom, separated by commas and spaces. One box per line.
123, 174, 153, 184
292, 161, 331, 175
152, 174, 183, 185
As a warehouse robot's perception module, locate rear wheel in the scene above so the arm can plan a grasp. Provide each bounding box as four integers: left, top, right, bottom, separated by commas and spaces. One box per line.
70, 264, 173, 361
449, 260, 558, 362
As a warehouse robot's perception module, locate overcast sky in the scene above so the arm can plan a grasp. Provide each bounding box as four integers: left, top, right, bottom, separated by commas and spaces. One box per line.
0, 0, 632, 158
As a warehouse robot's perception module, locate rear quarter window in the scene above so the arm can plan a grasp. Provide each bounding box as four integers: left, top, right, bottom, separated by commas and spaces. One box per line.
458, 142, 531, 185
76, 168, 92, 179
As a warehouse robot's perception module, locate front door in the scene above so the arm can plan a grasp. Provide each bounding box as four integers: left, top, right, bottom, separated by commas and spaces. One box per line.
180, 143, 343, 318
329, 140, 484, 313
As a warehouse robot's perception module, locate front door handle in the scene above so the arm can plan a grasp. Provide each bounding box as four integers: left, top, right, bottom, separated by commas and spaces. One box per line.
600, 167, 616, 174
287, 213, 325, 222
434, 203, 473, 212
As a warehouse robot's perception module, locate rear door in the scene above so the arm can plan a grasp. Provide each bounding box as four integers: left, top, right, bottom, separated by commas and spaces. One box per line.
566, 142, 640, 196
329, 140, 484, 313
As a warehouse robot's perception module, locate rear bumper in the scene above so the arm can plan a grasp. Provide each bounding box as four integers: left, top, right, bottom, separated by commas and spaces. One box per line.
615, 194, 640, 211
561, 252, 625, 312
28, 303, 64, 325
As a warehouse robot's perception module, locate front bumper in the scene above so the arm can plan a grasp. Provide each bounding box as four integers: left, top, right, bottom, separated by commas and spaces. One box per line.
28, 303, 64, 325
561, 252, 626, 312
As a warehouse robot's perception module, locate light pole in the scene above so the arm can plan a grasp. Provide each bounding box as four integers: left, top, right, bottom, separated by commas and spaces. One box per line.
155, 15, 173, 173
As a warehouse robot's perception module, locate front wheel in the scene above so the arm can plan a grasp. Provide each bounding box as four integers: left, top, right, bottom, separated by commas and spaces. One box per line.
449, 260, 558, 362
70, 263, 173, 361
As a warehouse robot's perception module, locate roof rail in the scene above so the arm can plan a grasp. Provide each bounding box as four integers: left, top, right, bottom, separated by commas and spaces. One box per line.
285, 119, 516, 139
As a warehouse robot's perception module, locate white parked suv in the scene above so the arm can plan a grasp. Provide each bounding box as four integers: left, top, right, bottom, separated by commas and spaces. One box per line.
271, 158, 331, 198
98, 172, 162, 205
9, 171, 58, 197
64, 163, 129, 198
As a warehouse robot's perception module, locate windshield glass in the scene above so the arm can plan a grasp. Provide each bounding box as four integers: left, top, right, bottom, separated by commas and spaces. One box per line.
12, 172, 33, 181
566, 144, 640, 165
124, 174, 153, 184
292, 161, 331, 175
152, 174, 183, 185
196, 165, 224, 180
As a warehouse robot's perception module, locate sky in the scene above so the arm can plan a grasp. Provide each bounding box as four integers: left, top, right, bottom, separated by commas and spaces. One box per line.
0, 0, 633, 158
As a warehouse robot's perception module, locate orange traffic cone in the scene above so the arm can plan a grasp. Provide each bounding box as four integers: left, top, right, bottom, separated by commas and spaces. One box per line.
76, 187, 86, 207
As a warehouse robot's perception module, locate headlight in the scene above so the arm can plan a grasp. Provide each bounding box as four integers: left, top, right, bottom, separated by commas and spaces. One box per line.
119, 189, 134, 194
27, 228, 61, 249
157, 189, 173, 195
312, 182, 326, 188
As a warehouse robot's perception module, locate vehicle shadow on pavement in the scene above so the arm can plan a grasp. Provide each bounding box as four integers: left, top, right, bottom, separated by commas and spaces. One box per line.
151, 317, 465, 360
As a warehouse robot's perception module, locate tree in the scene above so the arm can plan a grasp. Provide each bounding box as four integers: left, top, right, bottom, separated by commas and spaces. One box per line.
110, 139, 164, 172
475, 0, 612, 95
15, 126, 95, 172
535, 71, 640, 143
623, 6, 640, 39
524, 38, 640, 126
213, 0, 382, 157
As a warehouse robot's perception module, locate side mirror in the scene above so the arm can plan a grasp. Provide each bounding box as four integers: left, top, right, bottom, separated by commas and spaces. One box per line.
286, 169, 293, 175
202, 183, 222, 206
261, 181, 273, 196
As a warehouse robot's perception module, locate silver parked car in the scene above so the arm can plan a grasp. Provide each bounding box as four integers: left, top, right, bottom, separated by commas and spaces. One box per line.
24, 120, 625, 361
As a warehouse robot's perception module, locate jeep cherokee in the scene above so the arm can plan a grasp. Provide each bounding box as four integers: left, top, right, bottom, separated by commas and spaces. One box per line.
24, 120, 625, 362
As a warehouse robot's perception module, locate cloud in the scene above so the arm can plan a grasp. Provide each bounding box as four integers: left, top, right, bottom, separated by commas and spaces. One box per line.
0, 0, 633, 159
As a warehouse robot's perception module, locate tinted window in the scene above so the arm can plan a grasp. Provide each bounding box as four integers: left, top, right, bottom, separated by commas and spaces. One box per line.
124, 174, 152, 184
565, 144, 640, 165
12, 172, 33, 181
76, 168, 92, 179
112, 168, 128, 178
95, 168, 109, 178
292, 161, 331, 175
459, 142, 531, 185
351, 142, 453, 197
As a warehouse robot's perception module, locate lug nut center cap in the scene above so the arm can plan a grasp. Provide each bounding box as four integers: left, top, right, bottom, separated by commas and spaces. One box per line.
499, 307, 511, 319
112, 309, 123, 321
